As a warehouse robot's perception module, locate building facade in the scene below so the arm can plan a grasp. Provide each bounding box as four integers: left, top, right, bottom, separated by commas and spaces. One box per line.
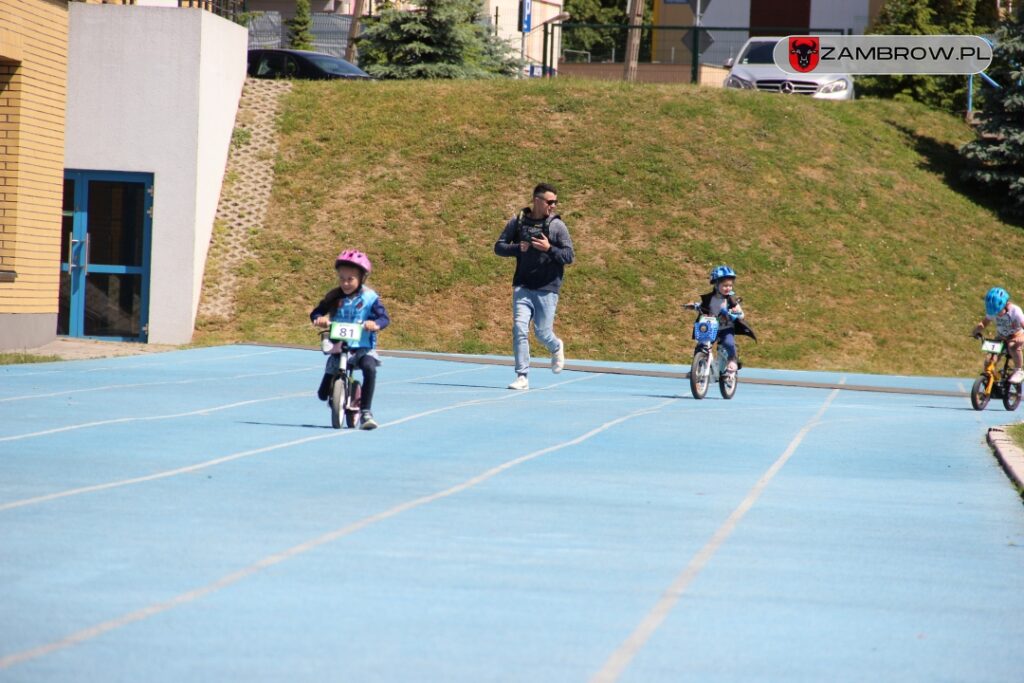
65, 3, 247, 344
0, 0, 69, 349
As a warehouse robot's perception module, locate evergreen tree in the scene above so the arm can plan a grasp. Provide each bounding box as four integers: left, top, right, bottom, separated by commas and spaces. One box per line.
960, 14, 1024, 217
858, 0, 978, 111
561, 0, 652, 64
356, 0, 520, 79
562, 0, 625, 60
287, 0, 315, 51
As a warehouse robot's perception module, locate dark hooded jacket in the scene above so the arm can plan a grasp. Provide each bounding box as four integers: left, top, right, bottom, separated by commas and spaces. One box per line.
494, 208, 574, 293
696, 291, 757, 341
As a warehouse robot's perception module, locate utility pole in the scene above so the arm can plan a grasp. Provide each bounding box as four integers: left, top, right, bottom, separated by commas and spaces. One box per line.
622, 0, 644, 82
345, 0, 365, 63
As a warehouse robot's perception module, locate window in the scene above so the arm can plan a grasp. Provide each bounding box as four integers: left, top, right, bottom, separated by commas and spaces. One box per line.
0, 59, 20, 282
256, 53, 286, 77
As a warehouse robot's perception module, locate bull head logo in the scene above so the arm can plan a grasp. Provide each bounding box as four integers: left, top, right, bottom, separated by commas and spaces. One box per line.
788, 36, 819, 73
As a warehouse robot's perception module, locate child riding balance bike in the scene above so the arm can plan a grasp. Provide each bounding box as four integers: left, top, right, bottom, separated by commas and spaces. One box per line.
970, 286, 1024, 411
683, 265, 756, 400
311, 249, 390, 430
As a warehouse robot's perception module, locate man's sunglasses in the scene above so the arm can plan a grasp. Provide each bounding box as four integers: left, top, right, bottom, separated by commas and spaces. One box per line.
534, 196, 558, 206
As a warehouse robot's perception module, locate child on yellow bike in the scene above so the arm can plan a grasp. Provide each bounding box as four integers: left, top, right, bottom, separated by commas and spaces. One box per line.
973, 286, 1024, 384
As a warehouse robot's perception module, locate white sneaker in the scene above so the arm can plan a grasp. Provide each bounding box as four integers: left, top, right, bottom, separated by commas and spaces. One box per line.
507, 375, 529, 390
1010, 368, 1024, 384
552, 339, 565, 374
726, 360, 738, 374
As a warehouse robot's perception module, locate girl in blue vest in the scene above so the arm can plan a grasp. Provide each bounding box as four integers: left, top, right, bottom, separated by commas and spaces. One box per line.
311, 249, 390, 430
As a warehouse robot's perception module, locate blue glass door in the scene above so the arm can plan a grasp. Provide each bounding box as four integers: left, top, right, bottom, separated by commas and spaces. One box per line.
59, 171, 152, 341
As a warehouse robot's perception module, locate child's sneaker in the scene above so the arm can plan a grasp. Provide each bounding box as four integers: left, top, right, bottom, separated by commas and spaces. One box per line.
359, 410, 378, 430
507, 374, 529, 390
552, 339, 565, 374
1010, 368, 1024, 384
726, 360, 739, 375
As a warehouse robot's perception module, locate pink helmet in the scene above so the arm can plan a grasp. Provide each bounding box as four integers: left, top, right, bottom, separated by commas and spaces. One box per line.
334, 249, 372, 275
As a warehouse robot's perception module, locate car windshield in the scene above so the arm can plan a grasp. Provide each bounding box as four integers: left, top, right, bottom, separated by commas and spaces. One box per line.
739, 41, 779, 65
303, 53, 367, 77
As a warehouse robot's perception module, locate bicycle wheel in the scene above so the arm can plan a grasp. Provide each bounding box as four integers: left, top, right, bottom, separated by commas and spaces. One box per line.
1003, 381, 1021, 411
719, 372, 737, 400
345, 381, 362, 429
689, 351, 709, 400
970, 376, 991, 411
330, 376, 347, 429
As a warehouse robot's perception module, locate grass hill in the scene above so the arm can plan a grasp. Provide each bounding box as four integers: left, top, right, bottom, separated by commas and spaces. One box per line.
195, 78, 1024, 377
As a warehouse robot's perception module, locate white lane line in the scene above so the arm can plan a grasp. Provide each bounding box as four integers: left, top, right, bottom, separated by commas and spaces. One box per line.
0, 365, 488, 443
0, 349, 289, 378
589, 383, 844, 683
0, 374, 596, 513
0, 393, 673, 671
0, 393, 309, 442
0, 366, 317, 403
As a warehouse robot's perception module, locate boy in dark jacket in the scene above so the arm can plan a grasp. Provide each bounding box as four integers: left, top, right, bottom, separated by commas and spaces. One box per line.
695, 265, 755, 375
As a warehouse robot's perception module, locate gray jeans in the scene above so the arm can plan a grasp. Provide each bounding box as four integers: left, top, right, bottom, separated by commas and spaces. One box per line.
512, 286, 560, 376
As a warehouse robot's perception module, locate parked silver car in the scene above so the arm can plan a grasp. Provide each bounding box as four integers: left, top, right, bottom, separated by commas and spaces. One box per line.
723, 37, 854, 100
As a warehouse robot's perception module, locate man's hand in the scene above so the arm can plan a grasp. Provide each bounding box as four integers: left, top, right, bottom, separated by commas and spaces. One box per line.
531, 234, 551, 252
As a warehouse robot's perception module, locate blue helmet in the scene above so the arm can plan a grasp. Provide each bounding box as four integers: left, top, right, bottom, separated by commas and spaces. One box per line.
985, 287, 1010, 316
709, 265, 737, 284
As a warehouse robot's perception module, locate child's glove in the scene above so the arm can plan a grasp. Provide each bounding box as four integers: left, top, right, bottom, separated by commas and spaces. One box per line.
720, 303, 742, 321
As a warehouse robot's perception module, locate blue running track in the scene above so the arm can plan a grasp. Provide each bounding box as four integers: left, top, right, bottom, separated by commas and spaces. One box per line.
1, 345, 1022, 682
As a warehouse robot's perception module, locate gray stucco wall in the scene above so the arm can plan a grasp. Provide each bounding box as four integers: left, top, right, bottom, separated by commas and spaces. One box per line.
0, 314, 57, 350
65, 5, 247, 345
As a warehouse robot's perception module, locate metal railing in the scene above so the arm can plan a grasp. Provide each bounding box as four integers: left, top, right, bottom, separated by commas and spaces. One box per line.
69, 0, 245, 21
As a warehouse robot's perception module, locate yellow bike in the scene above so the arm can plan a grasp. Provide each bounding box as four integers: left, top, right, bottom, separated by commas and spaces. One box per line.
970, 336, 1022, 411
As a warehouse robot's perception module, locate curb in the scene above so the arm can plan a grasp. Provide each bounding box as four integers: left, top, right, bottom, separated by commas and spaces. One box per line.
986, 426, 1024, 495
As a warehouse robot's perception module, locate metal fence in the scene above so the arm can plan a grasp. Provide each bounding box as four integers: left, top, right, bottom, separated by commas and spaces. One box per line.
70, 0, 243, 15
177, 0, 244, 21
248, 12, 284, 49
556, 24, 850, 84
247, 12, 355, 57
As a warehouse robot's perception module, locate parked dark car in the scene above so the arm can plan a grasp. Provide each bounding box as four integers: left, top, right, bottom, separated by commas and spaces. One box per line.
247, 49, 372, 80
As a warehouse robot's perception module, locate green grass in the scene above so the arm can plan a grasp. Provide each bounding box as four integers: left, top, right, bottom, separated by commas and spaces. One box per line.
1008, 422, 1024, 450
195, 78, 1024, 376
0, 353, 61, 365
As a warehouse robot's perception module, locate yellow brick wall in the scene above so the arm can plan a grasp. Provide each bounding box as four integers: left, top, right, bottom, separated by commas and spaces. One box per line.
0, 0, 67, 313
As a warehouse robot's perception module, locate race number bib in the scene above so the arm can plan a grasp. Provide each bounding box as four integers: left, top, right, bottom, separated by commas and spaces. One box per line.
981, 340, 1004, 354
329, 322, 363, 344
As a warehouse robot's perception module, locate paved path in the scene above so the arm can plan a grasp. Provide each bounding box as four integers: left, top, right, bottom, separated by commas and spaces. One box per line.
16, 337, 177, 361
1, 346, 1021, 682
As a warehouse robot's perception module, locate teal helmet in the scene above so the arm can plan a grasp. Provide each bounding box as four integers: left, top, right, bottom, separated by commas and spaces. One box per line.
985, 287, 1009, 316
710, 265, 736, 284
